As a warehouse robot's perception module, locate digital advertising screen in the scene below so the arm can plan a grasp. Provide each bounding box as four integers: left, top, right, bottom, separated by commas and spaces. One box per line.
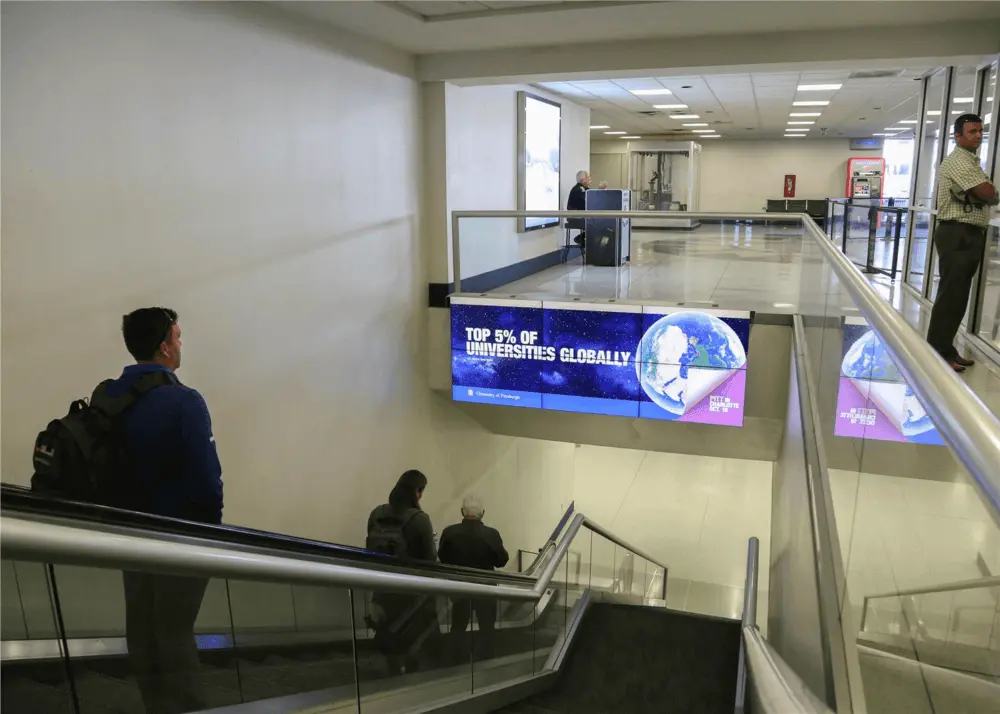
834, 318, 943, 445
517, 92, 561, 231
451, 297, 751, 427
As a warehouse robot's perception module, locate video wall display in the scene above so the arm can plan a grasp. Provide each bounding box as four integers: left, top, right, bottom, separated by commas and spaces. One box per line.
451, 298, 750, 427
517, 92, 561, 231
834, 317, 943, 445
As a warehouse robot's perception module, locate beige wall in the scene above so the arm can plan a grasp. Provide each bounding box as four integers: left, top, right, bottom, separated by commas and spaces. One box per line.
0, 1, 510, 547
592, 139, 861, 213
442, 84, 590, 282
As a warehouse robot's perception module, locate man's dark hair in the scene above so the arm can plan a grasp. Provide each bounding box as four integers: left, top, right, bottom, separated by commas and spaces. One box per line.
954, 113, 983, 135
122, 307, 177, 361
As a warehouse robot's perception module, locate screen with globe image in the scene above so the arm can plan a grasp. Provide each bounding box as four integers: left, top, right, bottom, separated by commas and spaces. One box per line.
834, 318, 943, 445
451, 298, 751, 427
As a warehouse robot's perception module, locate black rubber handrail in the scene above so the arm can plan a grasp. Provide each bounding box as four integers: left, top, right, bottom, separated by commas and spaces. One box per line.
0, 483, 532, 585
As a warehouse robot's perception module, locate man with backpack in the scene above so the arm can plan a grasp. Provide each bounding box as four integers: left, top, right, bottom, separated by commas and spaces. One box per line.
33, 307, 222, 714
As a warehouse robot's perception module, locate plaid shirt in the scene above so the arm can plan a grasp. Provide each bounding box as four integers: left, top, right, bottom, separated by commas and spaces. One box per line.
936, 144, 992, 227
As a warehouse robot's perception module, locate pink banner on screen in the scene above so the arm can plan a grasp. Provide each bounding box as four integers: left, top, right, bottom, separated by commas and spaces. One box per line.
676, 369, 747, 427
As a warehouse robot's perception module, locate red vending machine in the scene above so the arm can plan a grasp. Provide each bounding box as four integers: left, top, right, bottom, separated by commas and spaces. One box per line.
845, 157, 886, 199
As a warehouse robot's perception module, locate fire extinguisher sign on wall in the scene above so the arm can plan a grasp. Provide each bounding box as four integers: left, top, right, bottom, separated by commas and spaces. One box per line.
784, 174, 796, 198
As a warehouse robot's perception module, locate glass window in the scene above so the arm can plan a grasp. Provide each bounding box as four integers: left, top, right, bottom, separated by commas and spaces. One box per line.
912, 70, 948, 210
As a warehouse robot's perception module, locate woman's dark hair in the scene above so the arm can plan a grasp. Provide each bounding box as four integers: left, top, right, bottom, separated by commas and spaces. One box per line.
388, 469, 428, 510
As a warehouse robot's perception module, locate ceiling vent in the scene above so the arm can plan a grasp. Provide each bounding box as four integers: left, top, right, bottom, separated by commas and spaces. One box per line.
637, 110, 660, 116
848, 69, 903, 80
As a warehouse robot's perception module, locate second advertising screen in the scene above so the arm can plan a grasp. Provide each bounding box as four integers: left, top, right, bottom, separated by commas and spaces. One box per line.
451, 298, 750, 427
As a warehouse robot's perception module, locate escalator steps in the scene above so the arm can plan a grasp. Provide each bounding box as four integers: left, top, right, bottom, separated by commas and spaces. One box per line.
524, 604, 743, 714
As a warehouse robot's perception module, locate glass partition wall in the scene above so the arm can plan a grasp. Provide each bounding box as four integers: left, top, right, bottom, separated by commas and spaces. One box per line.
902, 57, 1000, 359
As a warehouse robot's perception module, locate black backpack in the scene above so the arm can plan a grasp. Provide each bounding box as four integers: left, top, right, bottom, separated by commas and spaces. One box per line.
366, 507, 420, 558
30, 371, 178, 507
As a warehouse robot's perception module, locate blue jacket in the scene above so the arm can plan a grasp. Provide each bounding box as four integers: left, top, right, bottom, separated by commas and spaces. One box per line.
107, 364, 223, 524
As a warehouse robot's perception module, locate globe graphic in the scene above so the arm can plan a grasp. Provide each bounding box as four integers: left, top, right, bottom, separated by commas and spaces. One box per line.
636, 312, 747, 416
842, 330, 934, 437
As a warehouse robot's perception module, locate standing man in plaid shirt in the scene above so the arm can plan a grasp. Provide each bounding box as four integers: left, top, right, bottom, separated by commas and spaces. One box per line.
926, 113, 998, 372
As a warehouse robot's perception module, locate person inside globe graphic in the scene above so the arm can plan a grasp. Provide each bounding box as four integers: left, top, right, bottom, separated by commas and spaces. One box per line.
636, 312, 747, 417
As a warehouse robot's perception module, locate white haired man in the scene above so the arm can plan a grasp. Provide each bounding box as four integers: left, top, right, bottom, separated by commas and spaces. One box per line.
438, 495, 509, 659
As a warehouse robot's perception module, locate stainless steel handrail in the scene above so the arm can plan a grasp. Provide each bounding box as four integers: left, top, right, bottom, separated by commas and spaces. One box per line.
743, 627, 836, 714
1, 511, 668, 603
735, 537, 760, 714
859, 575, 1000, 631
798, 215, 1000, 521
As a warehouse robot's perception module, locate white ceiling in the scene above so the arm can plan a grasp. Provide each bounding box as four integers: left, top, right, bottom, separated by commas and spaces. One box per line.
539, 66, 988, 141
278, 1, 1000, 54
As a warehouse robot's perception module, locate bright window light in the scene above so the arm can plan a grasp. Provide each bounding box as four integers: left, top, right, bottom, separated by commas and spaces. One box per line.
885, 127, 907, 131
952, 97, 973, 103
926, 110, 941, 116
691, 129, 715, 133
682, 123, 709, 127
951, 109, 963, 114
670, 114, 700, 119
631, 89, 672, 96
590, 125, 610, 129
797, 83, 842, 91
793, 100, 830, 106
653, 104, 688, 110
621, 136, 641, 139
790, 112, 822, 117
899, 120, 918, 124
788, 121, 815, 125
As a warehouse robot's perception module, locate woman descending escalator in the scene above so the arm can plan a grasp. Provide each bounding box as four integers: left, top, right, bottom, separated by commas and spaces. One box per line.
365, 470, 442, 675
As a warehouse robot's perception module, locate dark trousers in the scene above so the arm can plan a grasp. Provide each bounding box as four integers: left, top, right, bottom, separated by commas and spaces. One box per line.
926, 221, 987, 359
449, 598, 498, 660
123, 573, 209, 714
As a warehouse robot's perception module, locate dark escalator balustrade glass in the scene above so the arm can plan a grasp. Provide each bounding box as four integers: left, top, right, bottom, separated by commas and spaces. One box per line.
1, 560, 76, 714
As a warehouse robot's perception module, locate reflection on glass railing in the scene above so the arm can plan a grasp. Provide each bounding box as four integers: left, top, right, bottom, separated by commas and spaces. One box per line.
834, 319, 944, 445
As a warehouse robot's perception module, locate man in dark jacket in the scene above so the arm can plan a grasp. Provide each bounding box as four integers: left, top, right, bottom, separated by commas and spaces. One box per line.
439, 495, 509, 658
566, 170, 591, 257
116, 307, 222, 714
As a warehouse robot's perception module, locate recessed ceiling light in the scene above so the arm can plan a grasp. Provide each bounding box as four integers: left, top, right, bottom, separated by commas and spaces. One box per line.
952, 97, 974, 104
670, 114, 700, 119
604, 131, 627, 135
702, 135, 721, 138
691, 129, 715, 133
788, 121, 815, 125
797, 83, 842, 91
926, 110, 941, 116
793, 100, 830, 106
786, 128, 809, 132
682, 123, 709, 127
872, 133, 898, 136
790, 112, 822, 117
621, 136, 641, 139
653, 104, 688, 110
951, 109, 962, 114
590, 125, 610, 129
885, 127, 907, 131
784, 134, 806, 138
899, 120, 919, 124
631, 88, 672, 96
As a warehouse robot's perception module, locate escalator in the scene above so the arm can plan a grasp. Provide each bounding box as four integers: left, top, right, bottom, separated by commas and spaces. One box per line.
0, 484, 817, 714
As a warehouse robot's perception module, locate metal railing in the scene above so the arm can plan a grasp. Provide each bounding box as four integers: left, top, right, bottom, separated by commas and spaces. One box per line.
0, 509, 668, 603
859, 575, 1000, 631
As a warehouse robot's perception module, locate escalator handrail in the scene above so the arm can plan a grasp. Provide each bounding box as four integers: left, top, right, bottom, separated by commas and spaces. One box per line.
743, 626, 835, 714
0, 510, 667, 602
520, 500, 576, 578
799, 216, 1000, 524
0, 484, 532, 586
